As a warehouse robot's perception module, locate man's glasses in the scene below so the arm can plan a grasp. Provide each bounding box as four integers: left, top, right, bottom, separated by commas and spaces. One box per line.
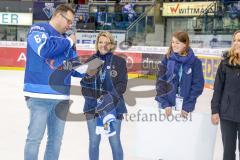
60, 13, 73, 25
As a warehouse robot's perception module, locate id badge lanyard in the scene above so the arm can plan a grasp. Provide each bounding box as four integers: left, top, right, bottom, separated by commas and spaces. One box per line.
94, 56, 112, 95
99, 68, 107, 91
175, 65, 184, 111
178, 65, 183, 95
94, 65, 106, 96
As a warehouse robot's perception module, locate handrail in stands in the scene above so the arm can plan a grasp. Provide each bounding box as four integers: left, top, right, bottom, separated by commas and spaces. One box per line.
125, 3, 155, 44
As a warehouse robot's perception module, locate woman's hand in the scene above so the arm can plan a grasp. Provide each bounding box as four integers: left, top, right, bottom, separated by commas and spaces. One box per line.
211, 113, 220, 125
180, 110, 188, 119
165, 107, 172, 117
87, 69, 98, 76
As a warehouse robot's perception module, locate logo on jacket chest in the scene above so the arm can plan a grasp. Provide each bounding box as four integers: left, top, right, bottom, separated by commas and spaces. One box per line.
110, 65, 118, 77
186, 68, 192, 75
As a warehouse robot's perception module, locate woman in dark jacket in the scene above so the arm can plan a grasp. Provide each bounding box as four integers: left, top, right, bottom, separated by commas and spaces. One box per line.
211, 30, 240, 160
155, 31, 204, 118
81, 31, 127, 160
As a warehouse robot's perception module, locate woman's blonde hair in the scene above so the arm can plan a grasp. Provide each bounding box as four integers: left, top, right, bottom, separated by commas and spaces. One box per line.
166, 31, 190, 58
95, 31, 116, 52
228, 30, 240, 66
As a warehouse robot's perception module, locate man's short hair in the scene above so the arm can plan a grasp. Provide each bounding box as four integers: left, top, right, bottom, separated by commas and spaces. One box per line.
53, 4, 75, 17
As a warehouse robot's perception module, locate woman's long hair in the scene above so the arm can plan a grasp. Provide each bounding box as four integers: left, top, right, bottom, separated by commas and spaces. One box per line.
166, 31, 190, 58
227, 30, 240, 66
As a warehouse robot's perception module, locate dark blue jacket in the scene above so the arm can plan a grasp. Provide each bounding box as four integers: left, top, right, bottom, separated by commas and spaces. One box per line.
81, 52, 128, 116
211, 57, 240, 122
155, 49, 204, 112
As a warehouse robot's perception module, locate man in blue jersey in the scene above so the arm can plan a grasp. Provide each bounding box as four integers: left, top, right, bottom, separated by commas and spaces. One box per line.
23, 4, 82, 160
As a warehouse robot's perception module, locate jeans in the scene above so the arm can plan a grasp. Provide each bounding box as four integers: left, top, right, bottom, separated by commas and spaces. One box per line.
24, 97, 69, 160
220, 119, 240, 160
87, 117, 123, 160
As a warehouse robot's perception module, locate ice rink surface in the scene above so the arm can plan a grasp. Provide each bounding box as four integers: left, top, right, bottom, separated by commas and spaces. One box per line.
0, 70, 238, 160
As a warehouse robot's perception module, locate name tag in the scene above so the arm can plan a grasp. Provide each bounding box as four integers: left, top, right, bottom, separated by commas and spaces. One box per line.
175, 94, 183, 111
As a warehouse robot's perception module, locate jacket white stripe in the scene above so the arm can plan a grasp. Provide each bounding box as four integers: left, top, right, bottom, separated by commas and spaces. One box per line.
23, 91, 70, 100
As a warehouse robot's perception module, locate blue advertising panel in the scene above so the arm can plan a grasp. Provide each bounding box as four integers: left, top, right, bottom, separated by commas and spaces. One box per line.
33, 2, 64, 20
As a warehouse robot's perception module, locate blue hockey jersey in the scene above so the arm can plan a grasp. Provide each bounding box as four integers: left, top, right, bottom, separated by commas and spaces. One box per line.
23, 22, 83, 100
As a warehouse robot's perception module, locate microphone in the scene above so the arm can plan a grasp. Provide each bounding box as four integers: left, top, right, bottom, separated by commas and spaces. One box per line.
66, 29, 76, 51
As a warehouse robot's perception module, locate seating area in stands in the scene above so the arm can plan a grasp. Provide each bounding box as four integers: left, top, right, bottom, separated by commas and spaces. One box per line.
76, 12, 135, 31
75, 1, 152, 31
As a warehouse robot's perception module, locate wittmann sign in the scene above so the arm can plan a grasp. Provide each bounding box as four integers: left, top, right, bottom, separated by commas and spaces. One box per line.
162, 2, 216, 17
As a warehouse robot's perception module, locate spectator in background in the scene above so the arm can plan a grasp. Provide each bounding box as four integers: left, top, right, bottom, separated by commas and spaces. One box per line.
114, 0, 123, 22
122, 2, 136, 22
97, 6, 106, 27
1, 33, 7, 40
76, 15, 85, 30
211, 30, 240, 160
79, 15, 84, 23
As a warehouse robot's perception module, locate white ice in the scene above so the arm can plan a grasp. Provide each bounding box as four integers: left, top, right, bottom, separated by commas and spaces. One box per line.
0, 70, 237, 160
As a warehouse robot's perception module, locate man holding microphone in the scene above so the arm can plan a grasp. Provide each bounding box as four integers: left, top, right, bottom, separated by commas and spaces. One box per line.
23, 4, 82, 160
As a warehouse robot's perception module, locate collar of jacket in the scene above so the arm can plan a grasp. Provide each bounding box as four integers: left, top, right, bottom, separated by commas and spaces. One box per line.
169, 48, 196, 65
222, 51, 240, 68
96, 51, 113, 61
223, 57, 240, 68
